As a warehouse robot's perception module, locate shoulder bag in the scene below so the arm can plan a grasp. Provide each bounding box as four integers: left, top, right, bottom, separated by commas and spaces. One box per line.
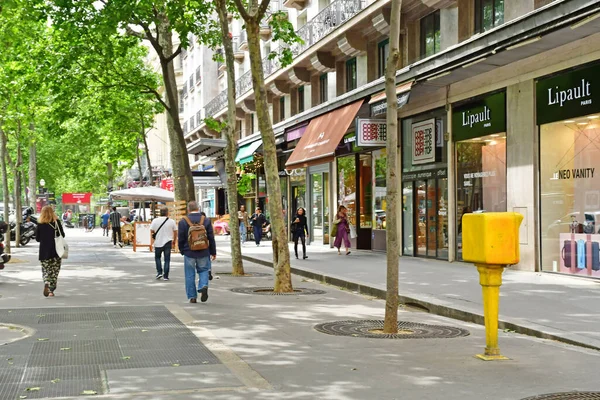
52, 222, 68, 259
152, 217, 169, 240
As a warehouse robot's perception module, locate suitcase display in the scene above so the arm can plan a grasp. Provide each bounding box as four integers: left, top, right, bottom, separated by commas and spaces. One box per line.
562, 240, 572, 268
577, 239, 586, 269
592, 242, 600, 271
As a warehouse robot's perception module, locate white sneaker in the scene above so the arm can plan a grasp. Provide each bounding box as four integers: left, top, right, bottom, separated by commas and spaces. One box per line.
113, 245, 117, 248
118, 242, 123, 248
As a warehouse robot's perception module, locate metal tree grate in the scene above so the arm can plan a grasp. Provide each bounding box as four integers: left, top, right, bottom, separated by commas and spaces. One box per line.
314, 320, 470, 339
230, 287, 326, 295
521, 393, 600, 400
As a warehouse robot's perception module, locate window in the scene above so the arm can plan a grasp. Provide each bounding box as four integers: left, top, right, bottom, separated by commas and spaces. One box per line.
195, 66, 201, 84
420, 10, 440, 58
189, 75, 194, 92
319, 74, 328, 103
279, 97, 285, 121
378, 39, 389, 78
346, 58, 357, 92
178, 90, 184, 113
298, 86, 305, 113
373, 149, 387, 230
475, 0, 504, 33
250, 114, 254, 135
196, 110, 202, 126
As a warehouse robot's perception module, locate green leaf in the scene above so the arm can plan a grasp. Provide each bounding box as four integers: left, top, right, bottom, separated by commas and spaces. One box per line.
51, 379, 61, 384
37, 338, 49, 341
122, 356, 131, 360
81, 390, 97, 395
25, 387, 41, 392
60, 347, 71, 351
172, 363, 180, 367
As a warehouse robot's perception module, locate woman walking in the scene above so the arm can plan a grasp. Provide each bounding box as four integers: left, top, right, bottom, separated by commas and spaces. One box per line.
292, 207, 309, 259
238, 205, 249, 243
333, 205, 351, 255
36, 206, 65, 297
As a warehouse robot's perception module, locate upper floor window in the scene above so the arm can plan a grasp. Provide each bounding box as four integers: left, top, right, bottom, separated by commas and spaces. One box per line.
475, 0, 504, 33
346, 58, 357, 92
298, 86, 305, 113
378, 39, 389, 78
279, 97, 285, 121
420, 10, 440, 58
319, 74, 328, 103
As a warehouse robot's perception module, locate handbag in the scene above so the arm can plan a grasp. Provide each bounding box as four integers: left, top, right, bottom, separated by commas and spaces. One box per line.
52, 222, 68, 259
349, 224, 357, 239
152, 217, 169, 239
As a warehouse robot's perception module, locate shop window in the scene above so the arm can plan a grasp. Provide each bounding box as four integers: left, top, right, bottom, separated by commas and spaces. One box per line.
359, 153, 373, 228
378, 39, 389, 78
298, 86, 305, 113
540, 115, 600, 277
374, 149, 387, 230
346, 58, 357, 92
319, 74, 328, 103
420, 10, 440, 58
475, 0, 504, 33
337, 155, 357, 227
279, 97, 285, 121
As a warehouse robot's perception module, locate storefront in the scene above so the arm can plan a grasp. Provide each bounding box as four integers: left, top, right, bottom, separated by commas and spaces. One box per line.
401, 109, 448, 259
537, 62, 600, 278
452, 91, 507, 260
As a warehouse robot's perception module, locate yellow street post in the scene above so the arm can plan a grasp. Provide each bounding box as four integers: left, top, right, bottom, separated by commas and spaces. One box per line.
462, 212, 523, 361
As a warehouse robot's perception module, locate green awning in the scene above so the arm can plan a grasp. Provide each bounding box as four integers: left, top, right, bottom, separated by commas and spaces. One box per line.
235, 140, 262, 164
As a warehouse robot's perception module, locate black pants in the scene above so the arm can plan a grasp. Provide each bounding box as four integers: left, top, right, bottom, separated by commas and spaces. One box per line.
112, 227, 122, 245
253, 225, 262, 245
293, 232, 306, 258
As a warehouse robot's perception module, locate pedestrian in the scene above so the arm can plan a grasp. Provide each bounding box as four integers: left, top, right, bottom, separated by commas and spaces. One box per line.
82, 215, 88, 231
333, 205, 351, 255
250, 207, 266, 246
150, 208, 177, 281
238, 205, 249, 244
292, 207, 309, 259
178, 201, 216, 303
35, 205, 65, 297
101, 210, 110, 236
110, 206, 124, 248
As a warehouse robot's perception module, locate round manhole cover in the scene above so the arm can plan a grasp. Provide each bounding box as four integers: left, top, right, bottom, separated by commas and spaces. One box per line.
314, 320, 470, 339
217, 272, 271, 277
230, 287, 326, 295
0, 324, 33, 345
521, 393, 600, 400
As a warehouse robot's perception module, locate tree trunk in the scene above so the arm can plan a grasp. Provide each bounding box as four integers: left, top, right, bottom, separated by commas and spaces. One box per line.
246, 20, 292, 292
0, 129, 11, 254
216, 0, 244, 276
13, 143, 22, 248
383, 0, 403, 333
107, 162, 114, 191
28, 125, 37, 209
155, 17, 195, 202
140, 123, 154, 186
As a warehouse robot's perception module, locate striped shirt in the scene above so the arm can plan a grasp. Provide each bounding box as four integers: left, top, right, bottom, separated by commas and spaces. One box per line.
109, 211, 121, 228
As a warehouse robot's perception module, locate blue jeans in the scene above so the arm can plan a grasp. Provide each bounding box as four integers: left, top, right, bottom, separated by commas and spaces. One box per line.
239, 222, 247, 242
154, 241, 172, 278
184, 255, 210, 300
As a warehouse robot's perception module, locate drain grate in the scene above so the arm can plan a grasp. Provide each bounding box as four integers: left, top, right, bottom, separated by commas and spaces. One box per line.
314, 320, 470, 339
230, 287, 326, 295
521, 393, 600, 400
216, 272, 271, 277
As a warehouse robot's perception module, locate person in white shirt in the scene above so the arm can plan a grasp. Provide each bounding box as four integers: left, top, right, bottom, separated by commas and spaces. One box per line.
150, 208, 178, 280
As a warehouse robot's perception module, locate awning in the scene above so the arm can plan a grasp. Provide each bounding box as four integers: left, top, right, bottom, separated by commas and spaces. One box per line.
285, 123, 309, 142
187, 138, 227, 160
235, 140, 262, 164
192, 172, 224, 188
369, 81, 413, 116
285, 101, 364, 169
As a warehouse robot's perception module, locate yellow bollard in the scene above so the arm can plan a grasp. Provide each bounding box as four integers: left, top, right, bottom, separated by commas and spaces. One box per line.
462, 212, 524, 361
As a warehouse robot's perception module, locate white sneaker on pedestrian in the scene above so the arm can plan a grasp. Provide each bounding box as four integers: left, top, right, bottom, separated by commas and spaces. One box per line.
113, 245, 117, 248
118, 242, 123, 248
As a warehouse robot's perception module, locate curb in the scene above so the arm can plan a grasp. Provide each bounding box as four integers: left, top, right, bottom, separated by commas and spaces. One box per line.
223, 250, 600, 352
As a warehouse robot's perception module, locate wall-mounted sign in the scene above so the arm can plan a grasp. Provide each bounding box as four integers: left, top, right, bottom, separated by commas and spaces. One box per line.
62, 193, 92, 204
412, 119, 436, 165
370, 91, 410, 117
452, 91, 506, 141
356, 119, 387, 147
402, 168, 447, 181
536, 63, 600, 125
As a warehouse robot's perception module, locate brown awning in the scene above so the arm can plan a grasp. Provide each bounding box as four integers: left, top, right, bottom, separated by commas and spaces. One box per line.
285, 101, 364, 169
368, 81, 413, 104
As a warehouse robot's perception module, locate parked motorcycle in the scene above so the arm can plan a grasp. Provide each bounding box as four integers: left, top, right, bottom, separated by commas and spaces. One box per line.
10, 220, 36, 246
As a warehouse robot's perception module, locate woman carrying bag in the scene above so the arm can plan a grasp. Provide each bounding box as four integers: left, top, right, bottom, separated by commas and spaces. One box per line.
291, 207, 309, 259
333, 205, 352, 255
36, 206, 66, 297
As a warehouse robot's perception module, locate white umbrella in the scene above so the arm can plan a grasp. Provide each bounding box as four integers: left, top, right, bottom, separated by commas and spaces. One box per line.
109, 186, 175, 202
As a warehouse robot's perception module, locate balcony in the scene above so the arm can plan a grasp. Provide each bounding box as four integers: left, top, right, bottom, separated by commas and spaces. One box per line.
238, 31, 248, 51
233, 37, 245, 63
283, 0, 307, 11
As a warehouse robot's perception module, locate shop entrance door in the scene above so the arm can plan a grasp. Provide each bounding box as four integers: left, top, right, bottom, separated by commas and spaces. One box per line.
309, 171, 330, 245
413, 178, 447, 259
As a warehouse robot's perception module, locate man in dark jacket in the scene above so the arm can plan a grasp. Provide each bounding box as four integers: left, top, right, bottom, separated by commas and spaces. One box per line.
178, 201, 216, 303
250, 207, 266, 246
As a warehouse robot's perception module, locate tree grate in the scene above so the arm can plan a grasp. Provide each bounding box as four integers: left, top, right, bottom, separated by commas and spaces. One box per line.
230, 287, 326, 295
521, 393, 600, 400
216, 272, 271, 277
314, 320, 470, 339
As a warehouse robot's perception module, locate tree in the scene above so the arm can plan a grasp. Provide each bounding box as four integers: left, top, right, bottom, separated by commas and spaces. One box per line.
383, 0, 403, 333
213, 0, 245, 276
231, 0, 300, 292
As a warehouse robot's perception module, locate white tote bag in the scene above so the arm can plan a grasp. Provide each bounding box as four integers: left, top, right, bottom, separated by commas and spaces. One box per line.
349, 224, 357, 239
53, 222, 68, 259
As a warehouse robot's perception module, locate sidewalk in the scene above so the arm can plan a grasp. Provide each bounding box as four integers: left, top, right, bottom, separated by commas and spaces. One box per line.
218, 238, 600, 351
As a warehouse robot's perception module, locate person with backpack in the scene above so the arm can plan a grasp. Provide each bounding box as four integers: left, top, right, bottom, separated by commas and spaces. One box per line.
150, 208, 177, 281
178, 201, 216, 303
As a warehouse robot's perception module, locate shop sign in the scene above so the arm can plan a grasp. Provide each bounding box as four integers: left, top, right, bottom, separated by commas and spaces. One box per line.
370, 92, 410, 117
62, 192, 92, 204
402, 168, 447, 181
412, 119, 436, 165
285, 124, 308, 142
452, 91, 506, 141
160, 178, 174, 192
336, 133, 364, 156
536, 63, 600, 125
356, 119, 387, 147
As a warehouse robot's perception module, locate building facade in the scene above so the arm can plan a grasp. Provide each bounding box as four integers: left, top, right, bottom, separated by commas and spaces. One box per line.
184, 0, 600, 278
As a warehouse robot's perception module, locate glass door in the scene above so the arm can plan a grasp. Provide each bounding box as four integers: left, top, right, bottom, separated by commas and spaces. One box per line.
323, 172, 330, 244
311, 173, 324, 243
437, 178, 449, 260
415, 180, 427, 257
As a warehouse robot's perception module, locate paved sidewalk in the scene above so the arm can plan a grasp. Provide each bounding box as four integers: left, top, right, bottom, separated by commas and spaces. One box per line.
220, 237, 600, 350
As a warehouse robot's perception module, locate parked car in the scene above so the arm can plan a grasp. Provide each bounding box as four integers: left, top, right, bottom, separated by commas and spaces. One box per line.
213, 214, 230, 235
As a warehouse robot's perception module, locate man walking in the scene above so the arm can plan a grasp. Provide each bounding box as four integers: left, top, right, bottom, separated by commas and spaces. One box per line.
101, 210, 110, 237
250, 207, 266, 246
109, 207, 123, 248
178, 201, 216, 303
150, 208, 177, 281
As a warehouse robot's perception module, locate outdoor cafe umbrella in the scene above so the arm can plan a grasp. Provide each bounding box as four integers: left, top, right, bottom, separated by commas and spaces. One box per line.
109, 186, 175, 202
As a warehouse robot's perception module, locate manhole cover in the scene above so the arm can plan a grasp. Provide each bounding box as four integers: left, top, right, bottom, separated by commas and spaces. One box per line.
521, 393, 600, 399
230, 287, 326, 295
216, 272, 271, 277
314, 320, 470, 339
